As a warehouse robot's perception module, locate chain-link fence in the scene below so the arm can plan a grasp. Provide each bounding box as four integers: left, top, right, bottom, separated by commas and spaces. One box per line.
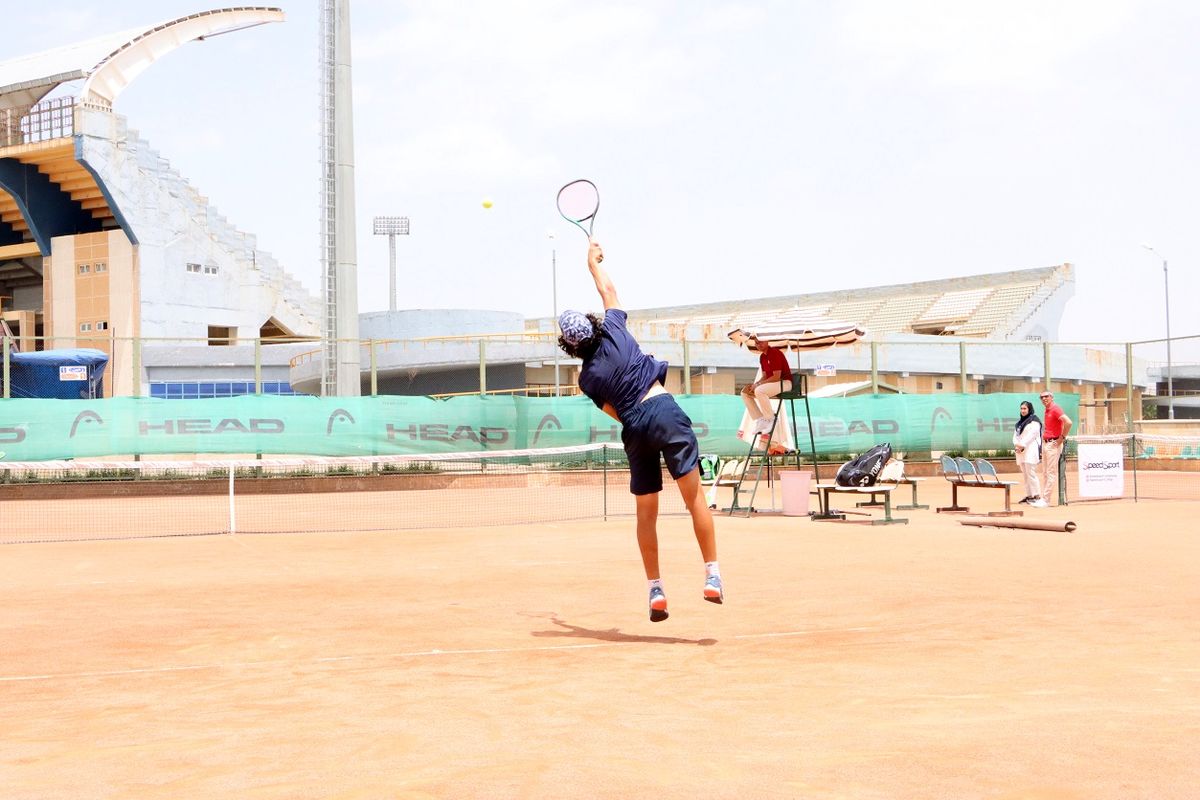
2, 333, 1194, 421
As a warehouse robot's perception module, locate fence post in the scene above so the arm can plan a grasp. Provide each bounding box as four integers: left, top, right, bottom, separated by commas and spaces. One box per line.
682, 338, 691, 395
870, 341, 879, 393
958, 342, 967, 393
478, 339, 487, 395
1125, 342, 1134, 433
369, 339, 378, 397
254, 337, 262, 395
1043, 341, 1051, 393
132, 336, 141, 398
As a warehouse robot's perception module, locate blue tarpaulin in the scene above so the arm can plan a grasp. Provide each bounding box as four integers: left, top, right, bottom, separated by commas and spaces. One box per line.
3, 348, 108, 399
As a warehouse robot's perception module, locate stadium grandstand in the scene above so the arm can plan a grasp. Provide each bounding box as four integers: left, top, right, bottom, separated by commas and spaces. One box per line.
0, 8, 320, 398
622, 263, 1071, 343
515, 262, 1152, 433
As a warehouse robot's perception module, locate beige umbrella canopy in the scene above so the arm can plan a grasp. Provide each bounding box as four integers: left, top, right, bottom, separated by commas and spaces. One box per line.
725, 311, 866, 461
727, 310, 866, 352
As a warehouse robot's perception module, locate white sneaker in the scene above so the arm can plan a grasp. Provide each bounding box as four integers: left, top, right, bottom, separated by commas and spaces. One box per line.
1029, 499, 1048, 508
754, 416, 774, 433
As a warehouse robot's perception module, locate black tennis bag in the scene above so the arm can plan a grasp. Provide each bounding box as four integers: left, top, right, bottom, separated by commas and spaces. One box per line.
835, 443, 893, 487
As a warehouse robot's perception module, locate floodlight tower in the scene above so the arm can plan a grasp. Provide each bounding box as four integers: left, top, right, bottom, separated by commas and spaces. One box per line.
373, 216, 410, 312
318, 0, 361, 396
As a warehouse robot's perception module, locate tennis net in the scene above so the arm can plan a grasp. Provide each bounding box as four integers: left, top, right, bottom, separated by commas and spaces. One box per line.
1067, 433, 1200, 502
0, 444, 691, 544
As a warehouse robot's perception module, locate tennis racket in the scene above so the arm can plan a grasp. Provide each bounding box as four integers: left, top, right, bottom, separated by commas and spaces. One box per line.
556, 179, 600, 239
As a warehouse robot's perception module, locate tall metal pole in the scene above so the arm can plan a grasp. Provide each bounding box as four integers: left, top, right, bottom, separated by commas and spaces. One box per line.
1142, 244, 1173, 420
551, 235, 559, 397
1163, 256, 1173, 420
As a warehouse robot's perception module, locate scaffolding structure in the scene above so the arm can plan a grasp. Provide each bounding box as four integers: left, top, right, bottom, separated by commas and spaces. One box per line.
318, 0, 360, 396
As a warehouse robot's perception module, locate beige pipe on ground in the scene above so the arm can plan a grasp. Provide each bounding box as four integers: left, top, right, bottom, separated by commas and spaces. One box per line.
959, 516, 1077, 533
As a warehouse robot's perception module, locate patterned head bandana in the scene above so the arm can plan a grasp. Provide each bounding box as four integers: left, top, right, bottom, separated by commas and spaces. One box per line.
558, 310, 594, 345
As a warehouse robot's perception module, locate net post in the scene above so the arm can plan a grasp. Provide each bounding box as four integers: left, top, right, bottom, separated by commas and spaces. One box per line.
602, 444, 608, 521
1130, 430, 1139, 502
228, 464, 236, 535
2, 336, 9, 399
1127, 342, 1138, 502
1058, 436, 1068, 506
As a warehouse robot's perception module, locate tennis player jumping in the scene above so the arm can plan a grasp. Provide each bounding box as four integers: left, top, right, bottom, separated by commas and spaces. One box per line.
557, 240, 722, 622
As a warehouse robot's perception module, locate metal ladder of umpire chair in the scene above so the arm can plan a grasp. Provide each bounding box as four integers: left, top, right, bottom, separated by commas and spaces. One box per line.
726, 375, 822, 517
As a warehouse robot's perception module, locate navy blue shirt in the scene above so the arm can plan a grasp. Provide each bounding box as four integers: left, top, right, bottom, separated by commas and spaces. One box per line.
578, 309, 669, 422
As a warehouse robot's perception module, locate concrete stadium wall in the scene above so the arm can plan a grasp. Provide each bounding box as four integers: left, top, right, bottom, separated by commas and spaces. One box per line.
360, 309, 524, 339
76, 108, 320, 343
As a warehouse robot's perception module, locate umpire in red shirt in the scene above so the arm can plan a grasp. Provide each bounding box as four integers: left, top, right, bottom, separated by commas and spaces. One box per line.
741, 340, 793, 434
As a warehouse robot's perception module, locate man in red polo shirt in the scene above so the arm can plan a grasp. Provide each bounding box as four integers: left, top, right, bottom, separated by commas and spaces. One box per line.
740, 339, 793, 434
1038, 390, 1073, 506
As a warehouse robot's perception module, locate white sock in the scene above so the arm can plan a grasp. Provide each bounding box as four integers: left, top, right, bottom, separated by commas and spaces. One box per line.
705, 561, 720, 578
648, 578, 664, 592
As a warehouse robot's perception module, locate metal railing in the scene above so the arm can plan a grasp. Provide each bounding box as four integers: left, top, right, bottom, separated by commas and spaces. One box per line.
430, 385, 584, 399
288, 331, 558, 369
3, 333, 1198, 435
1, 97, 75, 148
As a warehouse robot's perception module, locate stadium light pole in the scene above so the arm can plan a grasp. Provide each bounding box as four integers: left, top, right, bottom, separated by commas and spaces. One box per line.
1140, 243, 1173, 420
373, 216, 409, 312
549, 231, 559, 397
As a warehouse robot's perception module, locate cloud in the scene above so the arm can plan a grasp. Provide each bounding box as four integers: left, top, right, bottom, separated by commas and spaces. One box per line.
836, 0, 1135, 88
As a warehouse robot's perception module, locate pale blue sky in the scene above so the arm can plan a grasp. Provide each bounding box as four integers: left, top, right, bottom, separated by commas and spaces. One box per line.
5, 1, 1198, 346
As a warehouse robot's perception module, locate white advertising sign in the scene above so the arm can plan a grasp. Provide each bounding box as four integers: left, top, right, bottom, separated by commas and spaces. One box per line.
58, 366, 88, 382
1077, 443, 1124, 499
814, 363, 836, 377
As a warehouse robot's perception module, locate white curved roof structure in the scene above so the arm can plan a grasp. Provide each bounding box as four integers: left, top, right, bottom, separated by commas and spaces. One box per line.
0, 7, 284, 112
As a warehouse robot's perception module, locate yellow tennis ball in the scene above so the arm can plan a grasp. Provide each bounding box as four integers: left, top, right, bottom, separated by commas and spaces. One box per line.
482, 198, 493, 209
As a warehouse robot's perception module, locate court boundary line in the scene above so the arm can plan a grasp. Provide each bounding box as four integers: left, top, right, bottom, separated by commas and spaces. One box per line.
0, 626, 881, 683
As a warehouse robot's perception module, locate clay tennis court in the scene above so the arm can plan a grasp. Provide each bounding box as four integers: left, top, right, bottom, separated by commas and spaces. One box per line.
3, 480, 1198, 798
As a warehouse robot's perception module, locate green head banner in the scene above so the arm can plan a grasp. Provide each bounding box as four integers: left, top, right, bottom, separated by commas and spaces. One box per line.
0, 393, 1077, 461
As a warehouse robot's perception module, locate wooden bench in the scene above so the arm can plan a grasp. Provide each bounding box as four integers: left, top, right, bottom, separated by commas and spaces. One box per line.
844, 459, 928, 512
812, 483, 908, 525
936, 456, 1022, 517
853, 476, 929, 511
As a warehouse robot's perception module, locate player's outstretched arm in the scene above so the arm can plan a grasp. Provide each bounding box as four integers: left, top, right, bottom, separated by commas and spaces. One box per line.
588, 240, 620, 310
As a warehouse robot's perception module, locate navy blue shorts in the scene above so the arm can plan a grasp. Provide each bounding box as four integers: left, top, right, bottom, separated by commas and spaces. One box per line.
620, 394, 700, 495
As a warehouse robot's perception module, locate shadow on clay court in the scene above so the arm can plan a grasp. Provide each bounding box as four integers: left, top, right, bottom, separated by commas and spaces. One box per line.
531, 617, 718, 647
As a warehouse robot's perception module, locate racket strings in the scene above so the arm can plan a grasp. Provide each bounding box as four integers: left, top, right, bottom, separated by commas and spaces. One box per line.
556, 180, 600, 234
